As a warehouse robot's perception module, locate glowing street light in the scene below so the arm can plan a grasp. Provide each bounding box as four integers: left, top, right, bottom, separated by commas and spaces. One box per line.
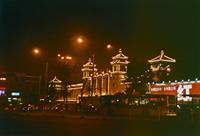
34, 49, 39, 54
57, 54, 72, 60
106, 44, 112, 49
33, 48, 41, 56
57, 54, 73, 64
77, 38, 83, 43
32, 48, 48, 98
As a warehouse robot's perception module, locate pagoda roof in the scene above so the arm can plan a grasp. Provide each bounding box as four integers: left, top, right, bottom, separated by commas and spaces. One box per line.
112, 49, 128, 60
49, 76, 62, 83
81, 67, 97, 72
110, 59, 130, 65
83, 58, 96, 68
148, 50, 176, 63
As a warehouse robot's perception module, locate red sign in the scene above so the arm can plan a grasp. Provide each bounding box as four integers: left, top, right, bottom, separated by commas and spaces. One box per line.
0, 86, 6, 90
150, 81, 200, 101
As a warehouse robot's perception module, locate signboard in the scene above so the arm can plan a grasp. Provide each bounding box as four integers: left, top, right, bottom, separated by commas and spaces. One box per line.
0, 90, 5, 96
0, 86, 6, 96
11, 92, 20, 96
150, 81, 200, 101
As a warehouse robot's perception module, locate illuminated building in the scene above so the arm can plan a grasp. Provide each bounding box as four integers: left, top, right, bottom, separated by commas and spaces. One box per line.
49, 49, 130, 103
148, 50, 176, 82
81, 48, 130, 96
0, 72, 40, 108
81, 57, 98, 96
48, 76, 65, 102
48, 76, 83, 103
149, 79, 200, 104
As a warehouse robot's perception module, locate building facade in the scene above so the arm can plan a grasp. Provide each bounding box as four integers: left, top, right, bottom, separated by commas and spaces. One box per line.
49, 49, 130, 103
0, 72, 40, 109
81, 49, 130, 97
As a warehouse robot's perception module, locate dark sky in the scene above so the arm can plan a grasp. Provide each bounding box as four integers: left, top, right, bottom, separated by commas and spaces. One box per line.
0, 0, 200, 81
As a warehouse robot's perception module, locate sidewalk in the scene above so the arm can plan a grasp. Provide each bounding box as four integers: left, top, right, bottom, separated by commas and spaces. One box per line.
16, 112, 134, 120
16, 111, 161, 121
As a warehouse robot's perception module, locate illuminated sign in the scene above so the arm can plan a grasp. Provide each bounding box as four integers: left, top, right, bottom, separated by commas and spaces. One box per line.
0, 90, 5, 96
0, 86, 6, 90
177, 84, 192, 101
11, 92, 20, 96
150, 81, 200, 101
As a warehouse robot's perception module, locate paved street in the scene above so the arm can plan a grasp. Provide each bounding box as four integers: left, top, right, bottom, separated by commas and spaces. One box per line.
0, 112, 200, 136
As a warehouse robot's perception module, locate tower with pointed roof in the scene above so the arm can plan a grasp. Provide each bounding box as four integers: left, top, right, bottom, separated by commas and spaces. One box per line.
109, 49, 130, 94
81, 58, 97, 80
81, 58, 97, 96
80, 49, 130, 96
148, 50, 176, 81
48, 76, 65, 102
110, 49, 130, 81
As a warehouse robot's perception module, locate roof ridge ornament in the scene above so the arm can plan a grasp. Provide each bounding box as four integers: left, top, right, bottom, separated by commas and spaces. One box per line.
88, 58, 91, 63
160, 50, 164, 59
49, 76, 62, 83
119, 48, 122, 54
148, 50, 176, 63
82, 57, 97, 70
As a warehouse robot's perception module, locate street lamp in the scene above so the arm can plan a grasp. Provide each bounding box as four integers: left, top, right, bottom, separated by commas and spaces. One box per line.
91, 54, 95, 96
77, 38, 83, 44
32, 48, 48, 99
106, 44, 112, 49
57, 54, 72, 64
33, 49, 40, 54
57, 53, 73, 108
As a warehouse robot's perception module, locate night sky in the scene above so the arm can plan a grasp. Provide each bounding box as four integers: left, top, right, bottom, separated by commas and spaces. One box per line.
0, 0, 200, 81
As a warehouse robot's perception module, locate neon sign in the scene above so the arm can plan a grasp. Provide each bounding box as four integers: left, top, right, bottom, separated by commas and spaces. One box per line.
11, 92, 20, 96
0, 90, 5, 96
150, 81, 200, 101
177, 84, 192, 101
151, 86, 176, 92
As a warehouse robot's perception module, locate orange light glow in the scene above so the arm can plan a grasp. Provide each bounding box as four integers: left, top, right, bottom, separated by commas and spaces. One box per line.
107, 44, 112, 49
34, 49, 39, 54
166, 67, 171, 72
66, 56, 72, 60
0, 77, 6, 81
57, 54, 61, 57
77, 38, 83, 43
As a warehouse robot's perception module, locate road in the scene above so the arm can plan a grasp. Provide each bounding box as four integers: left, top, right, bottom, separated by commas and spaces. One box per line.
0, 112, 200, 136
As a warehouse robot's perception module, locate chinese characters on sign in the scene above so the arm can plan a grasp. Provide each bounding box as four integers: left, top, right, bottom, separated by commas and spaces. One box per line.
150, 81, 200, 101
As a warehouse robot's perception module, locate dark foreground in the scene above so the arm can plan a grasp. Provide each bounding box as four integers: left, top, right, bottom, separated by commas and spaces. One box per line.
0, 112, 200, 136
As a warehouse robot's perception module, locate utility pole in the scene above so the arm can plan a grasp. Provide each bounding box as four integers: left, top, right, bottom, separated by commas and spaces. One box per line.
44, 61, 49, 98
38, 75, 41, 99
91, 54, 95, 96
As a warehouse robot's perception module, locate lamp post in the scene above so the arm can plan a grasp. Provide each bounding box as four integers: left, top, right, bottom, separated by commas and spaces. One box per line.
91, 54, 95, 96
44, 61, 49, 98
75, 36, 113, 96
33, 48, 49, 99
57, 54, 72, 109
